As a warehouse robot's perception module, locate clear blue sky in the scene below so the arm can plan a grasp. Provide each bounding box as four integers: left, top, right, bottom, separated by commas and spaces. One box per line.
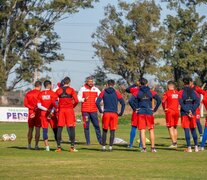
47, 0, 206, 90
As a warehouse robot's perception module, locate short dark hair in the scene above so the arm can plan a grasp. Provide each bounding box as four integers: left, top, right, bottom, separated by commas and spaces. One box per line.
182, 77, 191, 85
86, 76, 93, 82
139, 78, 148, 86
44, 80, 52, 88
63, 77, 71, 85
34, 81, 42, 87
107, 79, 115, 86
167, 81, 175, 86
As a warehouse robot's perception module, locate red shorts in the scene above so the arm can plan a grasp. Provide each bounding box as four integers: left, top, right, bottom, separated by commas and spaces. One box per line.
58, 108, 76, 127
102, 112, 118, 130
196, 108, 200, 120
138, 114, 154, 130
181, 115, 196, 129
131, 112, 138, 126
165, 110, 179, 127
40, 111, 58, 129
28, 109, 41, 128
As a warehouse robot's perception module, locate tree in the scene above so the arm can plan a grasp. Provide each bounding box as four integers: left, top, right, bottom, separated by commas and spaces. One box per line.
161, 0, 207, 88
91, 66, 108, 86
92, 0, 163, 85
0, 0, 97, 94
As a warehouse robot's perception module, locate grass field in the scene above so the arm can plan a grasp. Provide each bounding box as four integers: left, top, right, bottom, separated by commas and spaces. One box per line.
0, 117, 207, 179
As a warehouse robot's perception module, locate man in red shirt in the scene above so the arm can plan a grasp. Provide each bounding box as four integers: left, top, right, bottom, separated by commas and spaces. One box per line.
162, 81, 179, 148
37, 80, 58, 151
55, 77, 79, 152
24, 81, 42, 150
78, 76, 102, 145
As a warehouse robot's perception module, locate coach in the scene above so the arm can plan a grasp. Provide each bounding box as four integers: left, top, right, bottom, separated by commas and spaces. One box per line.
78, 76, 102, 145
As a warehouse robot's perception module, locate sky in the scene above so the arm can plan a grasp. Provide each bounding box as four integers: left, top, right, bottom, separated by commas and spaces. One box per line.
43, 0, 207, 90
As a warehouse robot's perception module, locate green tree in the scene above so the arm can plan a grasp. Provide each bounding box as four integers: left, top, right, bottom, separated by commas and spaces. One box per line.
0, 0, 97, 94
161, 0, 207, 88
91, 66, 108, 86
92, 0, 163, 85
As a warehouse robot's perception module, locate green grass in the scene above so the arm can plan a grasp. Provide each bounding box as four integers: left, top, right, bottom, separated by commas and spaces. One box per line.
0, 120, 207, 179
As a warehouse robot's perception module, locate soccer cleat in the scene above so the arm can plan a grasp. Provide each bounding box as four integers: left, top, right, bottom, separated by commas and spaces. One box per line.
45, 146, 50, 152
27, 145, 32, 149
70, 147, 78, 152
109, 147, 113, 152
151, 148, 157, 153
194, 146, 199, 152
35, 146, 40, 150
55, 148, 62, 152
168, 144, 177, 149
200, 147, 204, 151
184, 147, 192, 153
141, 148, 147, 153
127, 145, 133, 149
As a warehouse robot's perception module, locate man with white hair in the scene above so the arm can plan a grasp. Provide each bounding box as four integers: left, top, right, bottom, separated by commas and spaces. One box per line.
78, 76, 102, 145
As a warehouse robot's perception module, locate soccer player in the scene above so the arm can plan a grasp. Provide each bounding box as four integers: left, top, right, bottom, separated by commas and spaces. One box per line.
179, 77, 200, 152
162, 81, 179, 148
126, 82, 142, 148
24, 81, 42, 150
200, 87, 207, 150
78, 76, 102, 145
96, 79, 125, 151
190, 79, 204, 141
37, 80, 58, 151
129, 78, 161, 152
55, 77, 79, 152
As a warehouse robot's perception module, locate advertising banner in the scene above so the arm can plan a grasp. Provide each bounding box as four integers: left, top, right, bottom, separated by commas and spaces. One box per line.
0, 107, 28, 122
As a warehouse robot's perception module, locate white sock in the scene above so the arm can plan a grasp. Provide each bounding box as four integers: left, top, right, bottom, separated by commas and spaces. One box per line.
46, 146, 50, 151
109, 146, 112, 150
102, 146, 106, 150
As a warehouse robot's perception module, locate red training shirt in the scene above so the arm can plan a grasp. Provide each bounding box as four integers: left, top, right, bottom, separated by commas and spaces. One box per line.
162, 90, 179, 112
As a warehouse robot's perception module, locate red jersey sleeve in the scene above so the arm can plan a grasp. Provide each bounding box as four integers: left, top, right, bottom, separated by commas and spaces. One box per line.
24, 93, 34, 110
150, 90, 157, 97
116, 90, 123, 99
132, 90, 138, 97
162, 92, 167, 110
195, 86, 205, 95
55, 88, 61, 96
37, 92, 42, 104
130, 87, 138, 94
203, 91, 207, 109
98, 91, 105, 99
71, 88, 79, 108
178, 90, 183, 99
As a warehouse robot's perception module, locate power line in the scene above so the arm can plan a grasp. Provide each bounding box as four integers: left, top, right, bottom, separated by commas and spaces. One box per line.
60, 41, 92, 44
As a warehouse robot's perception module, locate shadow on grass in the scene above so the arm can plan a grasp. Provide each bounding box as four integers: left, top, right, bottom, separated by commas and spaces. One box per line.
7, 146, 73, 152
7, 146, 48, 151
161, 137, 185, 140
80, 147, 139, 152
